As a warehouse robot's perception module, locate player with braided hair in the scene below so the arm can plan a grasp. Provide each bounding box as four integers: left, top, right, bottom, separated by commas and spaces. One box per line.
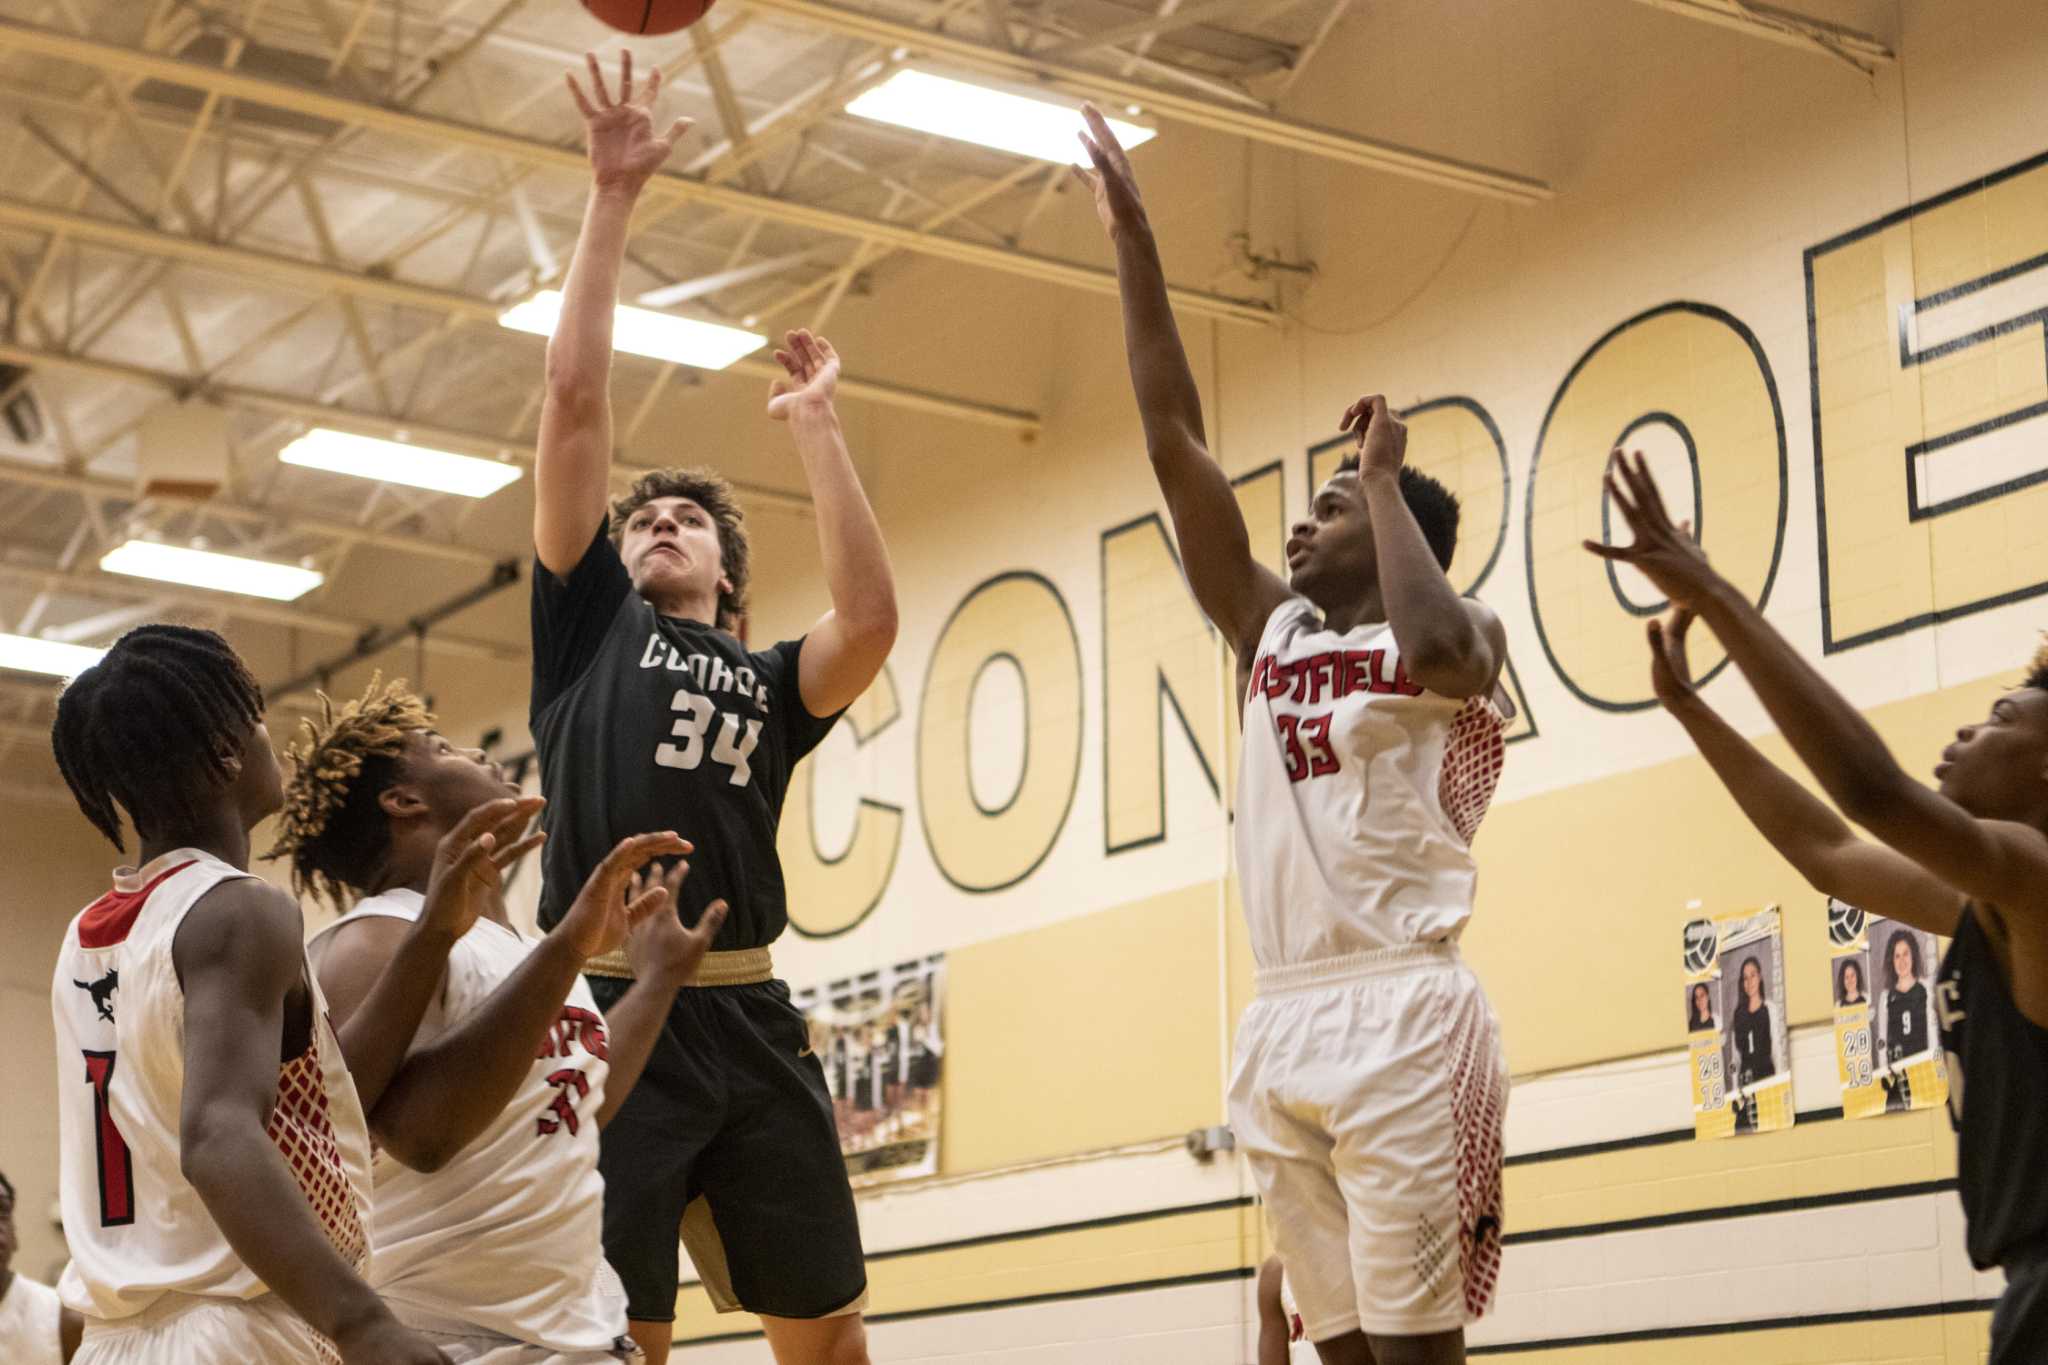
275, 676, 727, 1363
48, 624, 533, 1365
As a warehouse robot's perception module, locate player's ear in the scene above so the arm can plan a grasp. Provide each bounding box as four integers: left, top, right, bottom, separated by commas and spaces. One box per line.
378, 782, 430, 820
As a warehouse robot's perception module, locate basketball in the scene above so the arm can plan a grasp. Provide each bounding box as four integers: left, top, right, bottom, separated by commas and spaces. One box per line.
581, 0, 716, 34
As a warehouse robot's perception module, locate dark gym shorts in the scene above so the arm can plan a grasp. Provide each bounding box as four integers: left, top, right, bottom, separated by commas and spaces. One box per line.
586, 975, 869, 1323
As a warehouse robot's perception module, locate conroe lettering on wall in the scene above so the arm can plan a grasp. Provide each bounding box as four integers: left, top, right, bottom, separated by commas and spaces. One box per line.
780, 147, 2048, 931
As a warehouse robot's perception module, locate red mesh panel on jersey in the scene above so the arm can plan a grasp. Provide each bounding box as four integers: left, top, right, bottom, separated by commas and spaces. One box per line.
1446, 995, 1506, 1321
267, 1046, 368, 1274
1438, 698, 1505, 844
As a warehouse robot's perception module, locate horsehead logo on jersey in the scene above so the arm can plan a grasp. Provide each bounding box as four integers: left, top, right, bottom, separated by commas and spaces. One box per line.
72, 967, 118, 1023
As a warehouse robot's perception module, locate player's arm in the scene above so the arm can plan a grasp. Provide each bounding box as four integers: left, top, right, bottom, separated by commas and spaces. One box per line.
765, 331, 899, 717
1646, 608, 1963, 936
323, 797, 543, 1113
59, 1306, 83, 1364
323, 832, 684, 1171
1345, 396, 1503, 698
595, 868, 728, 1130
173, 882, 446, 1365
535, 52, 692, 575
1255, 1257, 1291, 1365
1075, 107, 1289, 658
1592, 450, 2048, 925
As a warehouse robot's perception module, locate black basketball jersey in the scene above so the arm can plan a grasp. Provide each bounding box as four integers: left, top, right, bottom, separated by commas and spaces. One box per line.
1939, 908, 2048, 1269
529, 526, 841, 948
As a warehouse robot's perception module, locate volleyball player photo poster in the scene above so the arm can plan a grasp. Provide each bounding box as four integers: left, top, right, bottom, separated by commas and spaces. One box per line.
794, 954, 945, 1186
1682, 908, 1793, 1140
1826, 899, 1947, 1119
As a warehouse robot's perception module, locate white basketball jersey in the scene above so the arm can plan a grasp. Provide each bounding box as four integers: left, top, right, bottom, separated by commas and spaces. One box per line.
0, 1273, 65, 1365
310, 891, 624, 1351
1235, 598, 1506, 967
50, 849, 373, 1322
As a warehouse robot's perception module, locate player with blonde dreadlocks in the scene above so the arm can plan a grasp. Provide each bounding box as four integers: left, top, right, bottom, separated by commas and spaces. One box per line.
276, 675, 729, 1364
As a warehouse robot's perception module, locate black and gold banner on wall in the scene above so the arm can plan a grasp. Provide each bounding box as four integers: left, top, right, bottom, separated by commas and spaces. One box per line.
796, 954, 945, 1186
1683, 907, 1794, 1140
1826, 900, 1948, 1120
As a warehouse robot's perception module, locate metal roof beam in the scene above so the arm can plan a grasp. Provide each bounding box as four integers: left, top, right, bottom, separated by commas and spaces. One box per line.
1624, 0, 1893, 68
0, 15, 1276, 326
0, 339, 820, 525
735, 0, 1551, 202
0, 194, 1045, 432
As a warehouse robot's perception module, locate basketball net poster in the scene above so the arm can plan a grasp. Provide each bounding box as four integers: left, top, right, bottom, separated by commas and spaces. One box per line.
1682, 907, 1794, 1140
794, 953, 945, 1187
1826, 899, 1948, 1119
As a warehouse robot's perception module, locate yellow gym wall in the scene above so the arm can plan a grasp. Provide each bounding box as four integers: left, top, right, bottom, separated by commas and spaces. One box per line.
739, 0, 2048, 1189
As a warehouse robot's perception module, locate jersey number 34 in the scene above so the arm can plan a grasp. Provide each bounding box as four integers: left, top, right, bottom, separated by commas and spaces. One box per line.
657, 689, 764, 786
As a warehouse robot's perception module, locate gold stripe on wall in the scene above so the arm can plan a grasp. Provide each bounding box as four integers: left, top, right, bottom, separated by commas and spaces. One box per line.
1506, 1107, 1958, 1235
1471, 1308, 1993, 1363
672, 1203, 1260, 1339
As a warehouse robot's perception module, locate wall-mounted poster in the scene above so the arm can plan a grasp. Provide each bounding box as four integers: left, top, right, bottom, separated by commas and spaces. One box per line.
1826, 899, 1948, 1118
1683, 908, 1794, 1140
794, 953, 945, 1186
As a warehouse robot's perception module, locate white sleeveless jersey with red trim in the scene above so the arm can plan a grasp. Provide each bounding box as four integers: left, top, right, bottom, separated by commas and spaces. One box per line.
310, 891, 623, 1351
50, 849, 373, 1322
1236, 598, 1506, 967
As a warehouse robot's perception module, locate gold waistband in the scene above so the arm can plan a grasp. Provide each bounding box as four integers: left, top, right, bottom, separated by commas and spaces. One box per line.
583, 945, 773, 987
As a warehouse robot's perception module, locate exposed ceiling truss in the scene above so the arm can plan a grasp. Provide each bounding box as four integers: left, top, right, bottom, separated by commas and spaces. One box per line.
0, 0, 1574, 790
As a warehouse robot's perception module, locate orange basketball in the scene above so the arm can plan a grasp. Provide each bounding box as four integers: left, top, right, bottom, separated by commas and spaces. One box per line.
581, 0, 716, 34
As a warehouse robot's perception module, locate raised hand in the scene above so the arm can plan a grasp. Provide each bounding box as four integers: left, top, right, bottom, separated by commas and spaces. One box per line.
624, 861, 729, 989
1340, 394, 1408, 481
1071, 104, 1148, 239
555, 831, 692, 961
1647, 604, 1702, 710
766, 329, 840, 421
565, 49, 692, 192
1583, 449, 1722, 611
419, 796, 547, 941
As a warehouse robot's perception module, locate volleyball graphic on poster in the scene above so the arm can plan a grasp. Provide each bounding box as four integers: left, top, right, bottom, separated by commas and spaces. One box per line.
794, 954, 946, 1186
1682, 907, 1793, 1140
1826, 899, 1947, 1119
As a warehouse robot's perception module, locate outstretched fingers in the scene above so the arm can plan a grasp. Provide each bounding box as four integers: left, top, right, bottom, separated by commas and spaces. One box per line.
565, 72, 598, 119
490, 830, 547, 870
1079, 104, 1131, 175
688, 899, 730, 945
584, 52, 613, 108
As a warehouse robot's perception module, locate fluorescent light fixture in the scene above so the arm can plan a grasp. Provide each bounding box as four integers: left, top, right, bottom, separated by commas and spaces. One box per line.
498, 291, 766, 371
845, 69, 1157, 165
280, 428, 522, 499
100, 540, 325, 602
0, 632, 104, 679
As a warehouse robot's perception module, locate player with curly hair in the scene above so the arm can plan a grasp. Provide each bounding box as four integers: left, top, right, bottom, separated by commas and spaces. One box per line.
274, 675, 728, 1363
528, 52, 898, 1363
